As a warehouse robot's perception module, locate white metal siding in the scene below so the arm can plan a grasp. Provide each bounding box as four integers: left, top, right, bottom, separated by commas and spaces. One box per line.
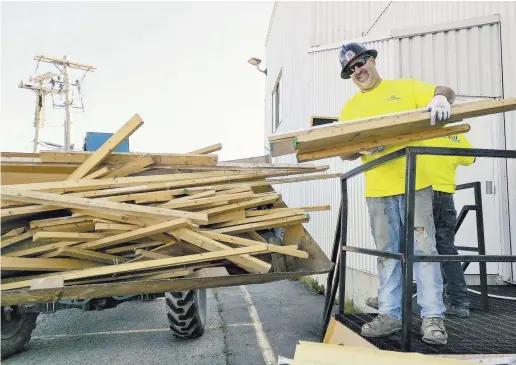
394, 22, 509, 276
266, 1, 516, 279
311, 1, 392, 46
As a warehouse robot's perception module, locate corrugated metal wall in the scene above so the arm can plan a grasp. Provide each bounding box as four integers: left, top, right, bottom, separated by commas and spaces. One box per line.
266, 1, 516, 279
311, 5, 516, 274
394, 22, 508, 276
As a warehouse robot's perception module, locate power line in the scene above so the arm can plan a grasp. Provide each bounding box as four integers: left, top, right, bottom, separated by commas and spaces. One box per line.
19, 54, 96, 152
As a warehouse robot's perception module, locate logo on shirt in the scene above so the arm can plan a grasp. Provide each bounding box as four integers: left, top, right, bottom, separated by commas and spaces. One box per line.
385, 95, 401, 101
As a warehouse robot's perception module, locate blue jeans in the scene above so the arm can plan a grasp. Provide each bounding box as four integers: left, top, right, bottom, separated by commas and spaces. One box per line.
433, 191, 470, 310
366, 186, 445, 320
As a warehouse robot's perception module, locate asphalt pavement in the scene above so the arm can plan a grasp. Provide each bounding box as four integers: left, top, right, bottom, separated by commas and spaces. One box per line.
3, 279, 332, 365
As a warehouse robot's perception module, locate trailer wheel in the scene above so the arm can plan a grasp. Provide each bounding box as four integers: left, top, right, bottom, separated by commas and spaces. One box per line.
165, 289, 207, 339
1, 306, 38, 359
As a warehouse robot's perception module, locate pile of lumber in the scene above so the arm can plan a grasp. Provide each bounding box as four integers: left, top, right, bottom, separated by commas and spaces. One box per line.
288, 341, 475, 365
1, 114, 339, 293
268, 98, 516, 162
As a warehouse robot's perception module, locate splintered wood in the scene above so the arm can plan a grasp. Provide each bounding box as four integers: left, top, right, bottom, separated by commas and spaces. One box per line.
268, 97, 516, 162
1, 114, 339, 292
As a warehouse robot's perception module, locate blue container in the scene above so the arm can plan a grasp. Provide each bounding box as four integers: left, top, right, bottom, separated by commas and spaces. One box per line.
83, 132, 130, 152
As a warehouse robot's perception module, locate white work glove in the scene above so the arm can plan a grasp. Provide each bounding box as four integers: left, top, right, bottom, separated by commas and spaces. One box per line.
359, 146, 385, 156
425, 95, 451, 126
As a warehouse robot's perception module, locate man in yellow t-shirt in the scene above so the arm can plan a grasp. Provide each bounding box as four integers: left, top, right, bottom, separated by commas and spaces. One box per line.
366, 134, 476, 318
425, 134, 475, 318
337, 42, 456, 345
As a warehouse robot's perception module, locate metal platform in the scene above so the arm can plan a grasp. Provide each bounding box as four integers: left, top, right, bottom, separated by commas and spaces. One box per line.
321, 146, 516, 352
336, 288, 516, 355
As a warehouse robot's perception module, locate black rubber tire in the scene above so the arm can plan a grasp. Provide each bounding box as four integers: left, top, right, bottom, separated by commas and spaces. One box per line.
165, 289, 207, 339
1, 306, 39, 359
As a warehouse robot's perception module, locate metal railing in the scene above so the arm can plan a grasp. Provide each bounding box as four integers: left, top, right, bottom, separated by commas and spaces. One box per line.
321, 146, 516, 352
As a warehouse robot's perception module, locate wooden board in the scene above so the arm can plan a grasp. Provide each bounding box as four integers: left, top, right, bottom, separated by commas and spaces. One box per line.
1, 187, 209, 225
270, 98, 516, 157
296, 123, 472, 162
0, 256, 101, 271
67, 114, 144, 179
40, 151, 218, 166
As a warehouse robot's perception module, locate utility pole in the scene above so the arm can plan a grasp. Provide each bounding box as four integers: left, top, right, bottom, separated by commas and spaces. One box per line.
30, 55, 96, 151
19, 72, 61, 152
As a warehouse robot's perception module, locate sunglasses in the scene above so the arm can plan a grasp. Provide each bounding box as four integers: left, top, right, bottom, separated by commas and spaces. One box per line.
347, 57, 370, 75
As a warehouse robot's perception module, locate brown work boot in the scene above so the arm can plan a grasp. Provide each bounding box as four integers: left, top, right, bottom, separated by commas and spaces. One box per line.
361, 314, 402, 337
420, 317, 448, 345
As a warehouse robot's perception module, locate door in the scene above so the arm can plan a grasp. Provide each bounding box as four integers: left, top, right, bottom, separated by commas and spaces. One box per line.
393, 19, 512, 279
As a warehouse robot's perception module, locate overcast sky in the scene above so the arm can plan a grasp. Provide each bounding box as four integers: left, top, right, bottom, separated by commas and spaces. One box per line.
1, 1, 273, 160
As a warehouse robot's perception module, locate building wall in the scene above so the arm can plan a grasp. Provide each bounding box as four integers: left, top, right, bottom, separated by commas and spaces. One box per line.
311, 2, 516, 279
265, 1, 516, 283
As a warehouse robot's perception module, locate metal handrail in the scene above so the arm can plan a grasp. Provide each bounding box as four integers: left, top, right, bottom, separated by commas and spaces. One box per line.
321, 146, 516, 352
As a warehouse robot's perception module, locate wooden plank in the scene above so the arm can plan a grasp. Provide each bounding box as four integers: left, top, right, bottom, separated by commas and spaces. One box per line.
1, 245, 271, 290
213, 186, 252, 195
1, 170, 317, 219
292, 341, 468, 365
39, 221, 96, 234
67, 268, 192, 285
105, 241, 163, 254
51, 247, 128, 264
201, 194, 280, 217
1, 230, 37, 249
67, 114, 144, 180
1, 227, 26, 238
103, 155, 154, 179
0, 256, 101, 271
33, 232, 110, 243
135, 249, 171, 260
30, 215, 92, 229
157, 190, 216, 206
94, 223, 138, 231
168, 228, 271, 274
5, 240, 86, 257
71, 210, 147, 226
245, 206, 330, 217
296, 123, 472, 162
207, 210, 246, 224
130, 189, 187, 204
159, 191, 254, 209
82, 166, 113, 180
188, 143, 223, 154
200, 231, 263, 246
41, 151, 218, 166
1, 187, 209, 225
78, 218, 195, 250
323, 317, 378, 348
8, 170, 247, 193
211, 214, 309, 234
214, 209, 305, 228
294, 98, 516, 154
269, 98, 516, 157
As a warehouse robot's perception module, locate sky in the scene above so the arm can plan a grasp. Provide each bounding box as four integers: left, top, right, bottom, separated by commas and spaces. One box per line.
0, 1, 273, 161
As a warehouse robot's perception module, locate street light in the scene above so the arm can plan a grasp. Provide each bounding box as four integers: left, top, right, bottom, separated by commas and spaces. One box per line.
248, 57, 267, 75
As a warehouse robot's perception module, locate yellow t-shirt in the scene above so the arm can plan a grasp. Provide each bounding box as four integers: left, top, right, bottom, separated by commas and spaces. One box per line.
420, 134, 475, 193
338, 78, 436, 198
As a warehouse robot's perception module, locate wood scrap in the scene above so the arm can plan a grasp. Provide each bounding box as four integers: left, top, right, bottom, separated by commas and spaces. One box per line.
0, 117, 337, 299
268, 97, 516, 162
67, 114, 144, 180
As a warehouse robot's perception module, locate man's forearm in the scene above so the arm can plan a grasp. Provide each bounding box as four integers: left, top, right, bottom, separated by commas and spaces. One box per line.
435, 86, 456, 104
